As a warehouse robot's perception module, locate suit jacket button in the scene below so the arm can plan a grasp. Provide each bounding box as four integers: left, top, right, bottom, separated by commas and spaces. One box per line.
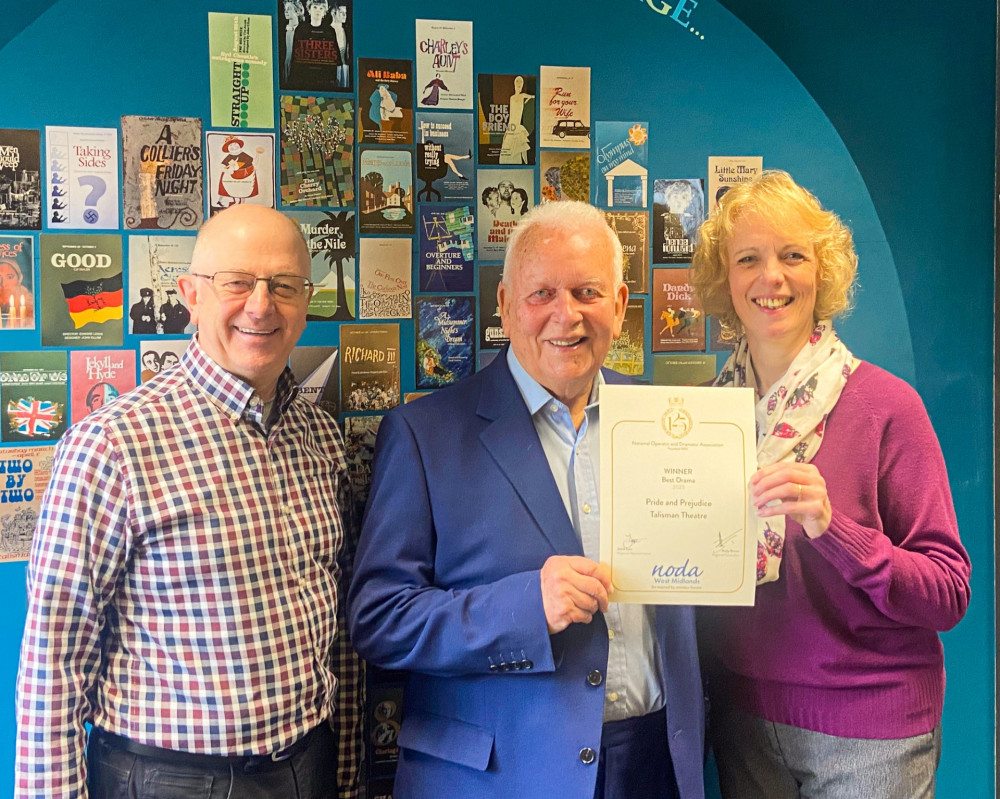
489, 663, 499, 672
587, 669, 603, 686
579, 747, 596, 765
522, 659, 533, 670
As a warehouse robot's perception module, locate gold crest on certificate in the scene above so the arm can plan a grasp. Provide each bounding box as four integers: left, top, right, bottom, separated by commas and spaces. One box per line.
599, 384, 757, 605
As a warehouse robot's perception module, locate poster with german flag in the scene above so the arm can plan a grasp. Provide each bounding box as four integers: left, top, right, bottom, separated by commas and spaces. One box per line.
40, 234, 124, 347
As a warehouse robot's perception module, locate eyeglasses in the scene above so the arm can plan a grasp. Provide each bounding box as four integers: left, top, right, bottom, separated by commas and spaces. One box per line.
190, 271, 314, 301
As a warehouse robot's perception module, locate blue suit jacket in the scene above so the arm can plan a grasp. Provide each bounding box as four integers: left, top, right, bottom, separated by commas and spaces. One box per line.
348, 354, 705, 799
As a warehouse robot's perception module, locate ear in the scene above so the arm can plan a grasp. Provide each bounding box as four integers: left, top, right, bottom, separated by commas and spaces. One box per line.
612, 282, 629, 338
497, 279, 511, 337
176, 275, 201, 325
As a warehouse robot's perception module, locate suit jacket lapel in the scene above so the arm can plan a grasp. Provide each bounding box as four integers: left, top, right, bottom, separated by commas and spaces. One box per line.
476, 354, 583, 557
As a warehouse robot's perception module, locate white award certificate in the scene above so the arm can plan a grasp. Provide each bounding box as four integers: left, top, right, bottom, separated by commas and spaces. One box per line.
599, 384, 757, 605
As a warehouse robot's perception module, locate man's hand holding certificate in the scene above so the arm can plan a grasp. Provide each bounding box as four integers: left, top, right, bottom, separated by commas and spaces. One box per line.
599, 384, 757, 605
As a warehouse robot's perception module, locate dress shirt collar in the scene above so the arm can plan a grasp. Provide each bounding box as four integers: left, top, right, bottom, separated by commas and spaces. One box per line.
181, 335, 299, 423
506, 347, 603, 418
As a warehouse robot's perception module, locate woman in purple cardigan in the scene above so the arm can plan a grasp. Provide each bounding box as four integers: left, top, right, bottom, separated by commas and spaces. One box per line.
691, 170, 970, 799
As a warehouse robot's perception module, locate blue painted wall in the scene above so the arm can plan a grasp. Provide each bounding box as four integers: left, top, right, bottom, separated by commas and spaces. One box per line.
0, 0, 992, 795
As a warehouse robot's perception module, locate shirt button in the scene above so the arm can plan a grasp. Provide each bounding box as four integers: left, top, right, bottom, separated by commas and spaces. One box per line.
608, 629, 615, 640
580, 747, 596, 765
587, 670, 603, 686
582, 503, 591, 514
549, 404, 559, 413
607, 691, 619, 703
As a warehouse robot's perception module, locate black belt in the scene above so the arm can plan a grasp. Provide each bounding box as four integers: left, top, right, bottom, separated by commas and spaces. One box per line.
92, 724, 324, 773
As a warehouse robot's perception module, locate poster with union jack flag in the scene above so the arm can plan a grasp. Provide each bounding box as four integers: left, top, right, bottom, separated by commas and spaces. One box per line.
1, 351, 67, 443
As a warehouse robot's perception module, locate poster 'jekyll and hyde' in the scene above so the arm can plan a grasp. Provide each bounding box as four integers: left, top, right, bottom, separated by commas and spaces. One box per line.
45, 127, 119, 230
0, 446, 53, 562
206, 131, 275, 215
0, 236, 34, 331
121, 116, 203, 230
279, 0, 352, 93
418, 205, 473, 292
539, 66, 590, 149
340, 323, 401, 412
358, 148, 414, 234
286, 209, 356, 322
69, 349, 137, 425
40, 234, 124, 347
208, 13, 274, 129
476, 168, 533, 261
1, 351, 68, 444
477, 73, 536, 165
359, 58, 413, 146
652, 178, 704, 264
0, 129, 41, 230
280, 96, 354, 207
415, 19, 473, 110
127, 236, 196, 335
415, 112, 473, 203
594, 121, 648, 209
415, 295, 474, 389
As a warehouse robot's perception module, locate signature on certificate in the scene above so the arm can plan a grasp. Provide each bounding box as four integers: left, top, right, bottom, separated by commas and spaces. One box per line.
621, 532, 646, 551
713, 529, 741, 554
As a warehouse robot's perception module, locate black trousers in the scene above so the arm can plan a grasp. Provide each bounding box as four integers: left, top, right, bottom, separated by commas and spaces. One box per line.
87, 723, 338, 799
595, 708, 680, 799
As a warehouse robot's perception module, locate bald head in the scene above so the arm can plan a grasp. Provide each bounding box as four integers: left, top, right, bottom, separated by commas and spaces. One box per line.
192, 205, 309, 275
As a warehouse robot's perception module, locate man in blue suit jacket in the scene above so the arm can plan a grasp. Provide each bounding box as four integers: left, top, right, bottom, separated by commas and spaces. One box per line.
349, 201, 704, 799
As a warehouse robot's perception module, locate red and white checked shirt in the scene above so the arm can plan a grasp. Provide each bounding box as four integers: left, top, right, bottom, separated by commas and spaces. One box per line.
15, 338, 363, 799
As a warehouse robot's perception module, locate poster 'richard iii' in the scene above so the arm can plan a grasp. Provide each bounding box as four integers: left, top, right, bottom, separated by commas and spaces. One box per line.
418, 205, 473, 292
1, 351, 68, 444
477, 73, 536, 165
477, 168, 533, 261
121, 116, 203, 231
287, 210, 356, 322
290, 345, 340, 417
594, 121, 648, 209
539, 66, 591, 149
652, 267, 705, 353
40, 234, 124, 347
69, 349, 137, 425
206, 131, 275, 215
415, 19, 473, 110
340, 323, 401, 412
208, 13, 274, 129
359, 58, 413, 146
0, 236, 34, 330
46, 127, 119, 230
415, 295, 475, 389
604, 211, 648, 294
358, 148, 414, 234
652, 178, 704, 264
279, 0, 352, 93
415, 112, 473, 203
0, 129, 41, 230
0, 446, 53, 562
280, 96, 355, 207
127, 236, 196, 335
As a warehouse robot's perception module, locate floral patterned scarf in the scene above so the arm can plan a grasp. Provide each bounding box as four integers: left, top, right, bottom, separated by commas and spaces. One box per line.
714, 321, 853, 584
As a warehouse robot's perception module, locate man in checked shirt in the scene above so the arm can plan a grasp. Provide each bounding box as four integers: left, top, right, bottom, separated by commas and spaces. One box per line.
15, 204, 363, 799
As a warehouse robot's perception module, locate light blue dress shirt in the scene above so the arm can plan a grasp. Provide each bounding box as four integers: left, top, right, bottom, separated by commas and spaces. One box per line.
507, 348, 664, 722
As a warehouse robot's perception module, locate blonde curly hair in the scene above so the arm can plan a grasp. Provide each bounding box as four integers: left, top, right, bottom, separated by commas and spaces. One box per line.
690, 170, 857, 337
